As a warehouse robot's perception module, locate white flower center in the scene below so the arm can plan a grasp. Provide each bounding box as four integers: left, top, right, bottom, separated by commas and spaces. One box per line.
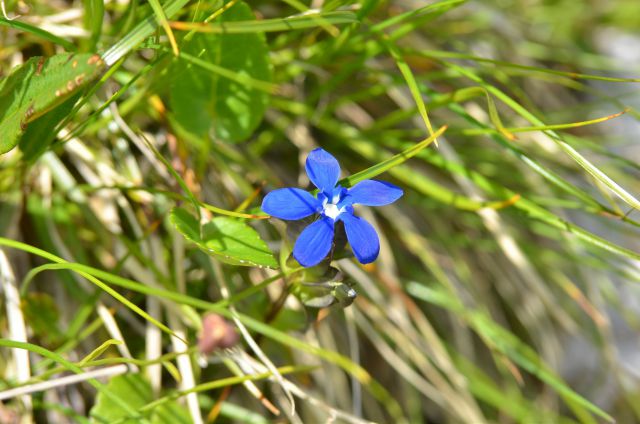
323, 202, 343, 220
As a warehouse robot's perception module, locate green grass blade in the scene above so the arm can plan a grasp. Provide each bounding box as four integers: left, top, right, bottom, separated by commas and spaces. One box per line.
0, 17, 76, 51
170, 10, 358, 33
407, 283, 614, 423
147, 0, 180, 55
83, 0, 104, 51
418, 49, 640, 83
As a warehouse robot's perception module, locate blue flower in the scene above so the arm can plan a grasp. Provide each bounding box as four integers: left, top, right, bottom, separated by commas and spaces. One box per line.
262, 148, 403, 267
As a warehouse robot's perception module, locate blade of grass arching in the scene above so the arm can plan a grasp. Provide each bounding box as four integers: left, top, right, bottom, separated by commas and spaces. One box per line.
17, 262, 182, 343
147, 0, 179, 55
101, 0, 189, 66
0, 18, 76, 51
5, 234, 290, 322
169, 10, 357, 34
357, 0, 467, 49
444, 60, 640, 213
407, 283, 614, 423
77, 340, 123, 366
0, 340, 148, 423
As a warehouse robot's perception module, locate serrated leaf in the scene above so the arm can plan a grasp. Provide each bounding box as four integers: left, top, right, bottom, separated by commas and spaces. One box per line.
90, 374, 151, 424
0, 53, 105, 154
170, 207, 278, 268
169, 1, 272, 142
202, 217, 278, 268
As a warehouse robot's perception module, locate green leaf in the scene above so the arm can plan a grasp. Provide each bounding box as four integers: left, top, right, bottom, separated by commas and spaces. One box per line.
170, 207, 278, 268
0, 53, 105, 154
90, 374, 151, 423
202, 217, 278, 268
169, 206, 201, 243
170, 1, 272, 142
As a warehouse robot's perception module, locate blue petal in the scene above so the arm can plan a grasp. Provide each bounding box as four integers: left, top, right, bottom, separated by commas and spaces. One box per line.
293, 216, 335, 267
340, 213, 380, 264
341, 180, 403, 207
305, 148, 341, 194
262, 188, 321, 220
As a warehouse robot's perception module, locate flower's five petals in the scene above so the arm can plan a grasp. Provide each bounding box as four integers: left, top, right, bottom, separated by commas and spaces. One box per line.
340, 213, 380, 264
262, 188, 321, 220
305, 148, 341, 194
343, 180, 403, 207
293, 216, 335, 267
262, 148, 402, 267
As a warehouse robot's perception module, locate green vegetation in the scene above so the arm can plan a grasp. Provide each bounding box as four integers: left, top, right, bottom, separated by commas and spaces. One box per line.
1, 0, 639, 422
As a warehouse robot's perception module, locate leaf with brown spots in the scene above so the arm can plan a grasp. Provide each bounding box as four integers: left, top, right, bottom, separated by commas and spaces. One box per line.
0, 53, 105, 154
